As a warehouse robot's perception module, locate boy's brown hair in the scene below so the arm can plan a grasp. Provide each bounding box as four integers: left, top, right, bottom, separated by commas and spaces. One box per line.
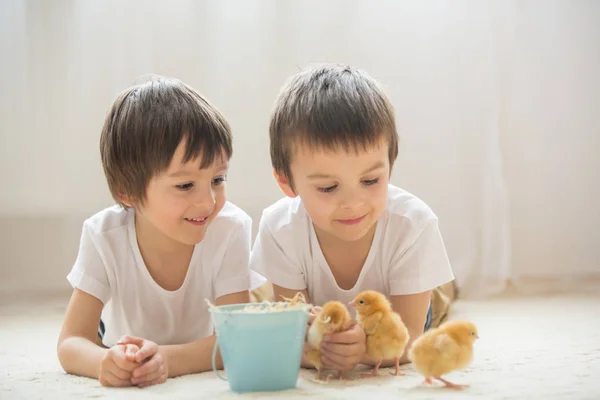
269, 64, 398, 188
100, 76, 232, 208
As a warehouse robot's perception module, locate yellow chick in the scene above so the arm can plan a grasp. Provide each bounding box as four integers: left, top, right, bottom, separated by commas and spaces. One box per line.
408, 320, 479, 390
349, 290, 410, 377
306, 301, 352, 380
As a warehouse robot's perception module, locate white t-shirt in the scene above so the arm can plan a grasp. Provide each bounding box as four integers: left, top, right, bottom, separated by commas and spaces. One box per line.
250, 185, 455, 308
67, 201, 262, 347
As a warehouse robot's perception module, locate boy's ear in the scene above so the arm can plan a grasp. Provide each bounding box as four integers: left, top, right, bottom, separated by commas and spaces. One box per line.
117, 192, 134, 208
273, 170, 297, 198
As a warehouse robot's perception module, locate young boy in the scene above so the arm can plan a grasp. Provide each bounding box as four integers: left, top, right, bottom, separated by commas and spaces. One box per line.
58, 77, 259, 387
250, 64, 456, 374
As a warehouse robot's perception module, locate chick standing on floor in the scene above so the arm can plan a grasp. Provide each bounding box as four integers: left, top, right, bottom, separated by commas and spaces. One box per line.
306, 301, 353, 380
409, 320, 479, 390
350, 290, 410, 377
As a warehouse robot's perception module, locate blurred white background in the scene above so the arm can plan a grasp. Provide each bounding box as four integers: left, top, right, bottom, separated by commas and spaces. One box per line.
1, 0, 599, 300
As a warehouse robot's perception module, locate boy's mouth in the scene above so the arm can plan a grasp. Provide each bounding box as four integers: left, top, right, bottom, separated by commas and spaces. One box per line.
336, 214, 366, 226
184, 216, 209, 226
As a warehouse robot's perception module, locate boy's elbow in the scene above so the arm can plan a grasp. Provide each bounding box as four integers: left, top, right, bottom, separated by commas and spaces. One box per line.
57, 335, 81, 374
56, 337, 72, 373
56, 335, 94, 375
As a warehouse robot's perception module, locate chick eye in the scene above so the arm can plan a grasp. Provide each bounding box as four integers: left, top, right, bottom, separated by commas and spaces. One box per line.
358, 300, 365, 305
471, 332, 475, 336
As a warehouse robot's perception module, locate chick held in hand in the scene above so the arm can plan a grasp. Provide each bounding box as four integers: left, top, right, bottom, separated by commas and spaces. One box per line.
408, 320, 479, 390
349, 290, 409, 377
306, 301, 352, 380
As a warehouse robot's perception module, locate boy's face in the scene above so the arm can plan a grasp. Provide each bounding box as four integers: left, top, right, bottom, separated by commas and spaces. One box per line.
277, 139, 390, 244
129, 141, 228, 248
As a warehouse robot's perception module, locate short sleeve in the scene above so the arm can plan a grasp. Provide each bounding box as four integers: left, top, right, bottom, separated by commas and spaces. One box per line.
249, 216, 307, 291
66, 222, 111, 304
388, 218, 455, 295
213, 219, 253, 299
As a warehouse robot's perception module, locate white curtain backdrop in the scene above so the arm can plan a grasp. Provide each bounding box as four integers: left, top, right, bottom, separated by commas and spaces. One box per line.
1, 0, 599, 299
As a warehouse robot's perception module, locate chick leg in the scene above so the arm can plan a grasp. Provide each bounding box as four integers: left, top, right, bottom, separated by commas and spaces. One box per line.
435, 377, 469, 390
423, 377, 433, 385
307, 349, 329, 382
389, 357, 406, 376
360, 360, 382, 377
317, 369, 327, 381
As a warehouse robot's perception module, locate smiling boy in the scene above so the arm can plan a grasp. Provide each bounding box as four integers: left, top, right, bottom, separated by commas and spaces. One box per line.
250, 64, 455, 374
57, 77, 258, 387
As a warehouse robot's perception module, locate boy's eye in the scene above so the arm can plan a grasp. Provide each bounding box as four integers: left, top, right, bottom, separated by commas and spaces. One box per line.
362, 178, 379, 186
176, 182, 194, 190
317, 184, 337, 193
212, 176, 227, 186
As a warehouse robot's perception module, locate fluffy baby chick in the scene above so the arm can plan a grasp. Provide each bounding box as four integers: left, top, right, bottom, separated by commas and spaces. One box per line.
408, 320, 479, 390
349, 290, 409, 377
306, 301, 352, 380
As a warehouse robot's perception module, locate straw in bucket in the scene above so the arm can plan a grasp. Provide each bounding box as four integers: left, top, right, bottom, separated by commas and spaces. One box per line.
208, 299, 311, 393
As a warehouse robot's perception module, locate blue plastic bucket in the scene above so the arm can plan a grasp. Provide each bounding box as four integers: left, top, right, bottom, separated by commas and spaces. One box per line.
209, 302, 310, 393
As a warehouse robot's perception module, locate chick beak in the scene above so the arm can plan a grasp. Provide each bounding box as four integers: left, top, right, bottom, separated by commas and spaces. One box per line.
348, 301, 356, 307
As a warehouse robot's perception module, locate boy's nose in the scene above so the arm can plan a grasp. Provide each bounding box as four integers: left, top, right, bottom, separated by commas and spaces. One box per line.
339, 192, 364, 210
194, 187, 216, 208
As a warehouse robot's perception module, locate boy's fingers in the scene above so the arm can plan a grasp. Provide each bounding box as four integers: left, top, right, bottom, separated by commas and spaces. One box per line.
132, 354, 161, 378
324, 330, 359, 344
132, 365, 164, 386
107, 363, 131, 381
137, 375, 165, 388
125, 344, 139, 361
117, 335, 144, 347
321, 342, 355, 357
105, 370, 133, 387
135, 341, 158, 363
113, 348, 140, 371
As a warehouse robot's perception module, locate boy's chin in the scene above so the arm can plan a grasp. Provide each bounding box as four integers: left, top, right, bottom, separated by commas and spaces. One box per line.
176, 231, 208, 246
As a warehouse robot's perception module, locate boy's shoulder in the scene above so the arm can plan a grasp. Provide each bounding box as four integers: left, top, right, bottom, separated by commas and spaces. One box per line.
384, 184, 438, 226
259, 196, 306, 233
83, 204, 131, 236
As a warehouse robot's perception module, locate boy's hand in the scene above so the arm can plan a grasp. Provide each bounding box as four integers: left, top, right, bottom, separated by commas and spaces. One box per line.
117, 335, 168, 387
98, 343, 140, 387
320, 322, 366, 371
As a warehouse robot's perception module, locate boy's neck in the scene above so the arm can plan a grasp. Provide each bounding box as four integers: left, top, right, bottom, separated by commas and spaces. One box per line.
313, 222, 377, 251
313, 223, 377, 290
134, 211, 194, 291
135, 212, 192, 256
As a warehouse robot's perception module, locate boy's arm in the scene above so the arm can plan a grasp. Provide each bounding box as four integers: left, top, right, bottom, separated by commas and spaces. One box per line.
159, 290, 250, 377
362, 216, 453, 367
358, 291, 431, 367
391, 291, 431, 364
57, 288, 108, 378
